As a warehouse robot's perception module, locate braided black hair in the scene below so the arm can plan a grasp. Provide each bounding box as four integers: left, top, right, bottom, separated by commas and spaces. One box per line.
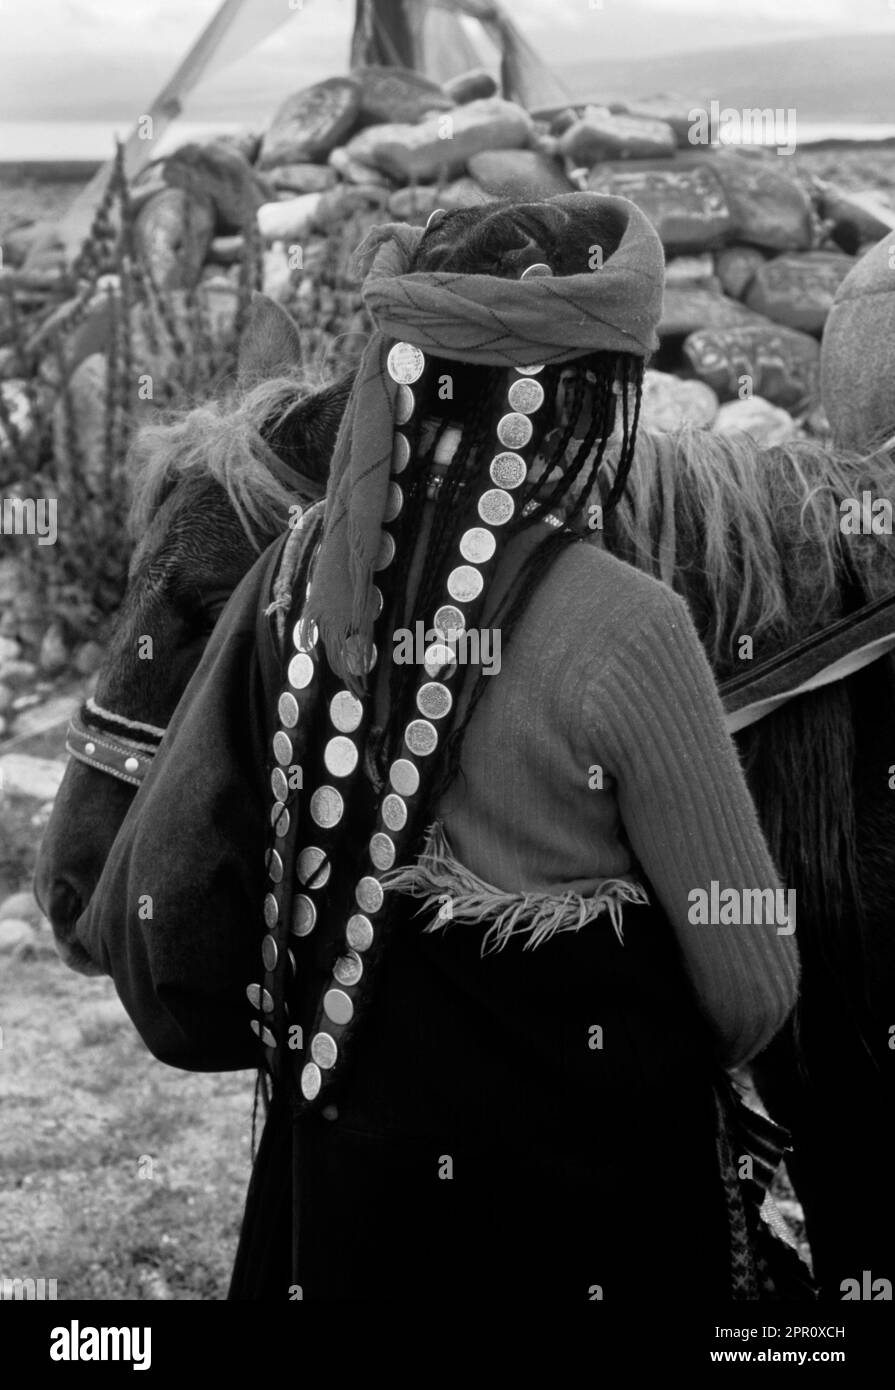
371, 197, 647, 805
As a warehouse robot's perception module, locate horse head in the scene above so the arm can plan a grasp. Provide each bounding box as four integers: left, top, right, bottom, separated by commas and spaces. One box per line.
36, 293, 352, 970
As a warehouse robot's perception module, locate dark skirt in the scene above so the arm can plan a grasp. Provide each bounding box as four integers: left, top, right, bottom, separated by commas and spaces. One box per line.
230, 898, 732, 1301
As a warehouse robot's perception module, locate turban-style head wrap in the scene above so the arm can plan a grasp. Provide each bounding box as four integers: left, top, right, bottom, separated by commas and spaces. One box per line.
303, 192, 666, 692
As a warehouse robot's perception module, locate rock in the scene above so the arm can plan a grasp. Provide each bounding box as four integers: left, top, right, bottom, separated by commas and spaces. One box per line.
197, 277, 239, 343
444, 68, 498, 104
0, 659, 37, 689
346, 98, 533, 183
684, 322, 821, 410
134, 187, 215, 291
664, 254, 718, 290
715, 244, 767, 299
0, 890, 42, 926
440, 176, 496, 210
51, 354, 107, 485
622, 93, 706, 148
311, 183, 389, 233
38, 622, 69, 675
0, 920, 34, 954
640, 370, 719, 430
216, 128, 260, 164
267, 162, 338, 194
586, 162, 732, 253
11, 692, 79, 739
546, 107, 579, 137
259, 77, 361, 168
466, 149, 573, 199
822, 229, 895, 452
0, 636, 21, 667
745, 251, 855, 336
0, 682, 12, 715
659, 287, 762, 338
352, 64, 452, 125
0, 753, 67, 800
328, 146, 393, 186
713, 397, 800, 447
257, 193, 323, 242
710, 150, 813, 252
0, 380, 35, 452
207, 234, 245, 264
816, 181, 895, 248
0, 713, 6, 737
261, 242, 294, 303
388, 185, 443, 221
138, 141, 268, 232
560, 112, 676, 165
2, 219, 60, 268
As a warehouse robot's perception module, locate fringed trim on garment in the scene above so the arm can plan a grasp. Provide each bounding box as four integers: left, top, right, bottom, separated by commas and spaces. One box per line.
380, 821, 651, 954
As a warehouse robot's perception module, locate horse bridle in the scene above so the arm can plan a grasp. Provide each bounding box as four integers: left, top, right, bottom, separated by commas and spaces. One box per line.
65, 698, 166, 787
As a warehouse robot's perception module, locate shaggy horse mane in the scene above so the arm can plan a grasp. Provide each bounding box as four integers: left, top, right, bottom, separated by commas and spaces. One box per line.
608, 425, 895, 670
127, 371, 327, 550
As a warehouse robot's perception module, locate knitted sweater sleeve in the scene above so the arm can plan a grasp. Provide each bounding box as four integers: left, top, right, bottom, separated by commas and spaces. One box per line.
583, 583, 800, 1069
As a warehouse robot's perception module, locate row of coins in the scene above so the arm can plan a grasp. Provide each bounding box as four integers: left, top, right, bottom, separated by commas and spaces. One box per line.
299, 341, 547, 1102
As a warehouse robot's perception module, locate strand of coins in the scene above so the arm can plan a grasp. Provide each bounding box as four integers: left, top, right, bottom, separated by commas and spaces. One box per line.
298, 337, 548, 1105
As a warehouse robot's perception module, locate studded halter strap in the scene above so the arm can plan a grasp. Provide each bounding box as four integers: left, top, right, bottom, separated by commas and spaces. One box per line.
65, 699, 166, 787
247, 266, 556, 1106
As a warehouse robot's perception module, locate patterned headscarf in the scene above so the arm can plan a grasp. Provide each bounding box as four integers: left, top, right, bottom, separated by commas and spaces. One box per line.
303, 192, 666, 692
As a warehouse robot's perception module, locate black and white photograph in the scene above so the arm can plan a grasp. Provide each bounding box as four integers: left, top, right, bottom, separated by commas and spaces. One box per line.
1, 0, 894, 1365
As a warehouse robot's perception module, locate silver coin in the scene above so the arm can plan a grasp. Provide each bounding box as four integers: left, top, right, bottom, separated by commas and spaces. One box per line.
310, 785, 344, 828
311, 1032, 338, 1069
372, 585, 384, 617
272, 805, 290, 839
394, 384, 415, 425
266, 849, 283, 884
381, 793, 408, 831
292, 617, 318, 652
333, 951, 364, 988
261, 933, 278, 972
301, 1063, 321, 1100
516, 363, 545, 375
287, 948, 297, 977
459, 527, 496, 565
478, 488, 515, 527
278, 691, 299, 729
520, 262, 553, 279
271, 767, 288, 802
384, 481, 404, 522
433, 605, 465, 639
497, 411, 533, 450
346, 914, 374, 953
387, 341, 425, 385
405, 719, 438, 757
288, 652, 315, 690
375, 531, 396, 571
447, 564, 483, 603
253, 1022, 276, 1049
345, 641, 377, 678
370, 832, 396, 871
323, 988, 354, 1027
297, 845, 330, 888
417, 682, 453, 721
489, 452, 527, 489
507, 377, 546, 415
389, 758, 420, 797
246, 983, 274, 1014
263, 893, 278, 929
423, 642, 458, 679
273, 730, 292, 766
324, 735, 359, 779
330, 690, 364, 734
392, 431, 411, 474
291, 894, 317, 937
356, 876, 384, 914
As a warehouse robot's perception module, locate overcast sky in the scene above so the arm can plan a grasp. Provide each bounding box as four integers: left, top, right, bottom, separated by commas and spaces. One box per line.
3, 0, 895, 122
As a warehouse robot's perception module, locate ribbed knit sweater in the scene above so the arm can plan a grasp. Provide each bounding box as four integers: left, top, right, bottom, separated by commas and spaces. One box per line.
426, 529, 799, 1070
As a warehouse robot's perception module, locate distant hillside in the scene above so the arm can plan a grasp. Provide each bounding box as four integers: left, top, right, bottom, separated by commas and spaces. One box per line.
560, 34, 895, 125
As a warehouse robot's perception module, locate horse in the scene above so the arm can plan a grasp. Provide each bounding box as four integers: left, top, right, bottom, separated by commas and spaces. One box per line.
36, 296, 895, 1296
